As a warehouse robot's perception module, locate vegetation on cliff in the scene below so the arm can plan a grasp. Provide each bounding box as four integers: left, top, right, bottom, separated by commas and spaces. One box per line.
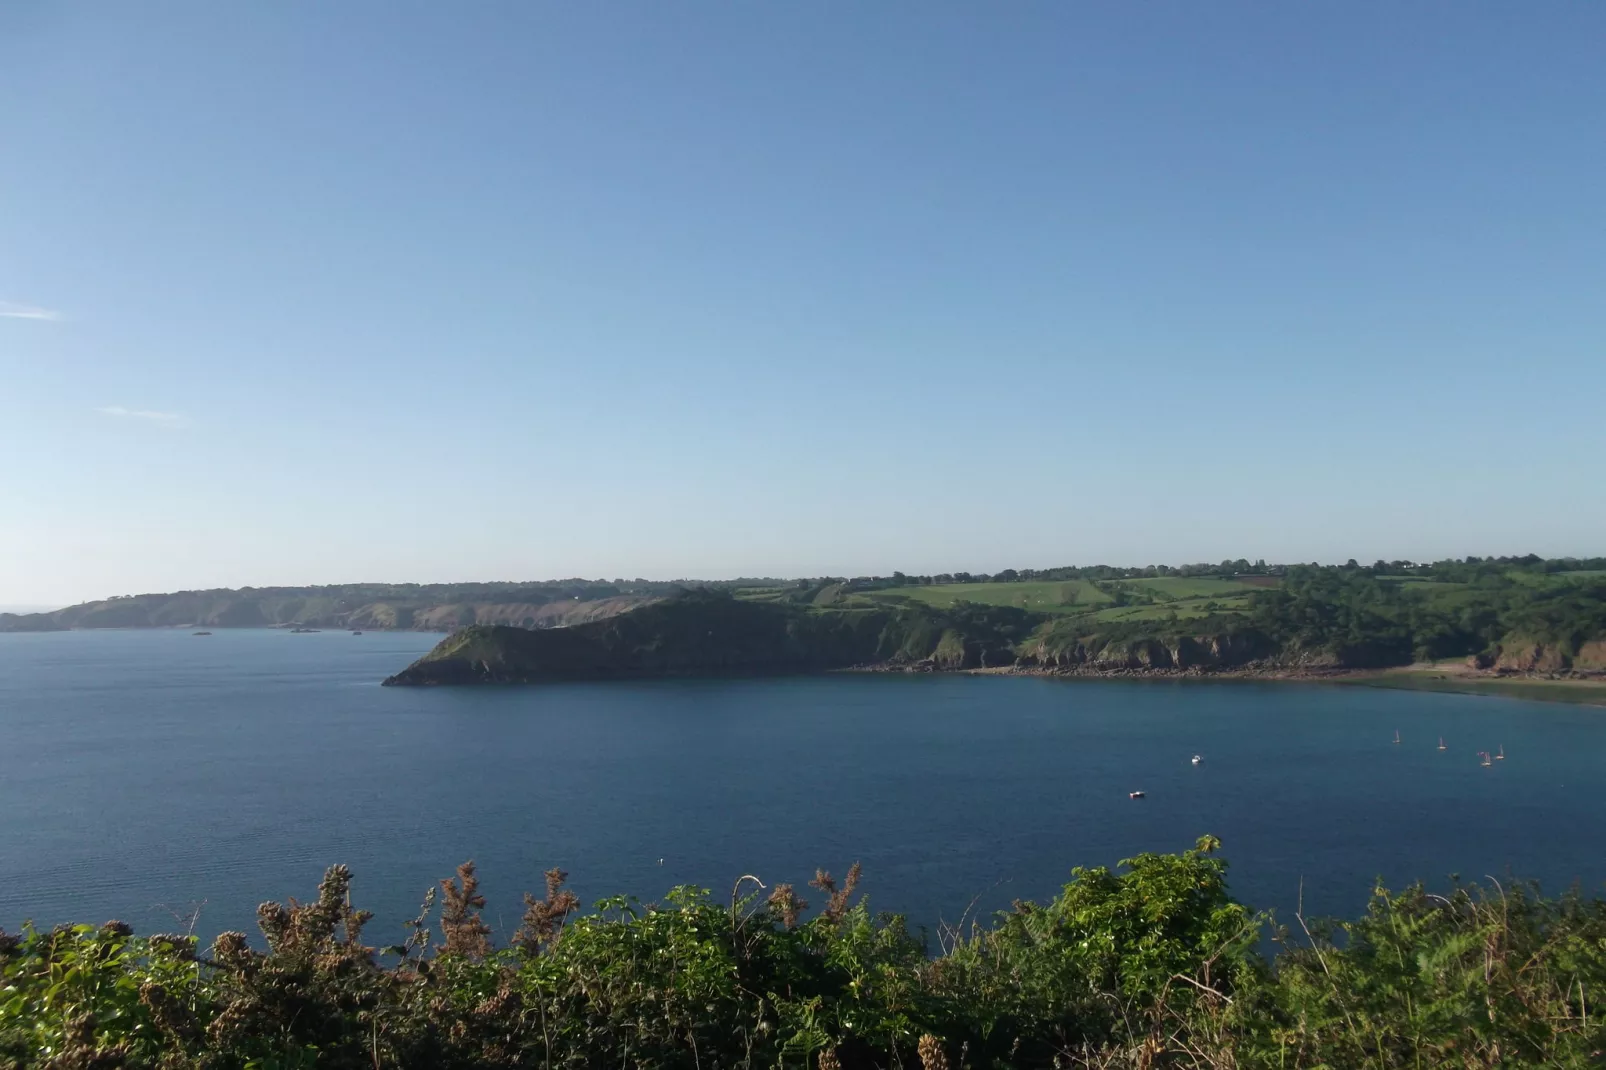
387, 561, 1606, 685
0, 579, 743, 633
6, 839, 1605, 1068
382, 590, 1030, 685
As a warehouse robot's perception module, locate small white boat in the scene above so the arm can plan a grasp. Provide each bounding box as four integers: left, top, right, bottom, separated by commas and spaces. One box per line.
1393, 730, 1401, 745
1438, 737, 1447, 751
1479, 751, 1492, 768
1495, 745, 1505, 760
1129, 791, 1146, 799
1190, 755, 1203, 765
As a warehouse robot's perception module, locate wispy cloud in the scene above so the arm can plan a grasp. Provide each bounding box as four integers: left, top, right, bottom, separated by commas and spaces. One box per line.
0, 301, 61, 322
97, 405, 185, 426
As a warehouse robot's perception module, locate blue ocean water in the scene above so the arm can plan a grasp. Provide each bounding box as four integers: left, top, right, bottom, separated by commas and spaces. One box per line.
2, 628, 1604, 947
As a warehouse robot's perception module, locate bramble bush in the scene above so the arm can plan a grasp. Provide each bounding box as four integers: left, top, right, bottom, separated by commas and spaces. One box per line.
4, 837, 1605, 1068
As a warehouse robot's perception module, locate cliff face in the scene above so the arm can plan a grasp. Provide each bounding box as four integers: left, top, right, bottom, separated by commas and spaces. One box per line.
1492, 637, 1606, 673
1018, 631, 1280, 671
1015, 628, 1422, 672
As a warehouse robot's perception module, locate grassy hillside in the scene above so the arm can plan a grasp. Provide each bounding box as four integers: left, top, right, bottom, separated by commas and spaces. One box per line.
0, 581, 696, 633
863, 576, 1265, 624
865, 579, 1112, 614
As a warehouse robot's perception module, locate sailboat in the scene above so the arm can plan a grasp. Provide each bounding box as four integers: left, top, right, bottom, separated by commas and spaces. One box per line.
1479, 751, 1492, 768
1495, 745, 1505, 760
1393, 730, 1401, 745
1438, 737, 1447, 751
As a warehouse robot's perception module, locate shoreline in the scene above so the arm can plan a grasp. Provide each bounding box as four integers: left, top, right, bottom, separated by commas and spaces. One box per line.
861, 662, 1606, 707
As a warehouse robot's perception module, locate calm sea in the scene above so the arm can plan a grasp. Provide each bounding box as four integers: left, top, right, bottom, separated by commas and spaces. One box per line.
2, 628, 1604, 946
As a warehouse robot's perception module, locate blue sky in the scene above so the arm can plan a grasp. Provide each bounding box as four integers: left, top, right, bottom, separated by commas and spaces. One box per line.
2, 3, 1602, 604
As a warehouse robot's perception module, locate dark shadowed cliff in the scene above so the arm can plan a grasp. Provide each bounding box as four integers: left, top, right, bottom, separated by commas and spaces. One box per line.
382, 589, 1035, 685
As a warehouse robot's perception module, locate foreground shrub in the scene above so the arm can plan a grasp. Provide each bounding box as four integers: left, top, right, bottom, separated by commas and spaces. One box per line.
4, 837, 1605, 1068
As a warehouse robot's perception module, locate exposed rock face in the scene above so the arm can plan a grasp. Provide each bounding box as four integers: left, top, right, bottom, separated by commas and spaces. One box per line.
1173, 633, 1276, 668
1021, 631, 1280, 671
1495, 639, 1570, 673
1575, 640, 1606, 671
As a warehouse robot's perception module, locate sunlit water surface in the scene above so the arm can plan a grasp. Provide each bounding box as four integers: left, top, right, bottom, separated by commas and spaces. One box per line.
3, 629, 1603, 944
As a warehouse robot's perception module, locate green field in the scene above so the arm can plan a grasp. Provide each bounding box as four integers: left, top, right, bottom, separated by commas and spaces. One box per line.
860, 575, 1271, 621
864, 579, 1111, 614
1120, 576, 1267, 599
741, 567, 1602, 640
1091, 598, 1253, 623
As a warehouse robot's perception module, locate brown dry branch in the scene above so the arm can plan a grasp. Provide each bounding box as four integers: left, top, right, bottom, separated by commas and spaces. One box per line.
255, 864, 372, 957
767, 883, 808, 929
512, 866, 580, 954
438, 860, 492, 958
809, 861, 862, 925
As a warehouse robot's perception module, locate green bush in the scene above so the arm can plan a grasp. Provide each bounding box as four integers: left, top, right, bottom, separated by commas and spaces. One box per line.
4, 839, 1604, 1068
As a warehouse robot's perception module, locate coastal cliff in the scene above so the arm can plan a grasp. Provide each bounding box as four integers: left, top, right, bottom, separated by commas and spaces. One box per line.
383, 590, 1292, 686
385, 587, 1593, 688
382, 590, 1035, 685
0, 584, 661, 633
385, 592, 870, 684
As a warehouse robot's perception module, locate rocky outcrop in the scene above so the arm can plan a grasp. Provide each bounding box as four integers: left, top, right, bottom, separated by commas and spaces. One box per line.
1172, 633, 1276, 668
1575, 640, 1606, 671
1019, 631, 1281, 671
1493, 637, 1589, 674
